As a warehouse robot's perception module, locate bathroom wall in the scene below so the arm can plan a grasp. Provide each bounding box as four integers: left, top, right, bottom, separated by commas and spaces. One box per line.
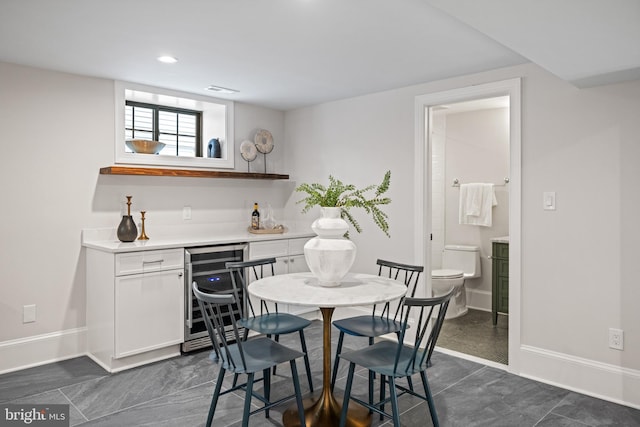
444, 107, 510, 310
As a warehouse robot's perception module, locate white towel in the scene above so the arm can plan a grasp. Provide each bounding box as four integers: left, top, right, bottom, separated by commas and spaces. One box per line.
459, 183, 497, 227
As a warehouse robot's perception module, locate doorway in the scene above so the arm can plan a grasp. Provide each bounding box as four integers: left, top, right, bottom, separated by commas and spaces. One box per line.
413, 79, 521, 373
430, 97, 510, 365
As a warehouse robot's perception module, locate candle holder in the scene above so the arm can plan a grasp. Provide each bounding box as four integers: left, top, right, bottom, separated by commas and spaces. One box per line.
138, 211, 149, 240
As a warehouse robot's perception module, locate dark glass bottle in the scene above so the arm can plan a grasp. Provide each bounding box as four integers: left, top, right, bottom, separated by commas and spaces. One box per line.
251, 203, 260, 230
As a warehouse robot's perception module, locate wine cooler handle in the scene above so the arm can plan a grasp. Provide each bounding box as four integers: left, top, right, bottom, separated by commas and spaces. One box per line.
186, 265, 193, 328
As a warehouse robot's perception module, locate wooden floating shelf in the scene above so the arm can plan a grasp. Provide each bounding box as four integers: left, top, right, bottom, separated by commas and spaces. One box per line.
100, 166, 289, 180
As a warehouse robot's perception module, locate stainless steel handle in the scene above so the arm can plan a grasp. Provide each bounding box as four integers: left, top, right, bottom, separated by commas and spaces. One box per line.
143, 259, 164, 264
186, 264, 193, 328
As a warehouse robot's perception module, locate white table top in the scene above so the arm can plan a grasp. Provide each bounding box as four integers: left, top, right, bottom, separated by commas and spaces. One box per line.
248, 272, 408, 308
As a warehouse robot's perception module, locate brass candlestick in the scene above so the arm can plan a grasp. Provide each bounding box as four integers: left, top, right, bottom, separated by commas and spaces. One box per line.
138, 211, 149, 240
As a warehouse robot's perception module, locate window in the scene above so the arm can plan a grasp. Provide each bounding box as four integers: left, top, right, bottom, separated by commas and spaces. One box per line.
115, 81, 235, 169
125, 101, 202, 157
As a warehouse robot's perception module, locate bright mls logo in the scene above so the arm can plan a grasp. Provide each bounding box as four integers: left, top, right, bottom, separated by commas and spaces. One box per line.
1, 405, 69, 426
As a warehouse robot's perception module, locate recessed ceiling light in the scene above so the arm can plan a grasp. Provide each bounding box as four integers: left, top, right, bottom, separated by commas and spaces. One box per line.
205, 85, 239, 94
157, 56, 178, 64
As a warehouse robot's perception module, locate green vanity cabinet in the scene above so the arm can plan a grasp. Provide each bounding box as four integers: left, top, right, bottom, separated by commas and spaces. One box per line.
492, 242, 509, 325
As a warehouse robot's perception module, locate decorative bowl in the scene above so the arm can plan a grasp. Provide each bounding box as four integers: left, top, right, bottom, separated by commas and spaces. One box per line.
125, 139, 166, 154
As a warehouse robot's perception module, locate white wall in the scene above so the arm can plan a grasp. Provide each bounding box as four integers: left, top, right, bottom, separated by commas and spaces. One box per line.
0, 62, 291, 347
284, 62, 640, 407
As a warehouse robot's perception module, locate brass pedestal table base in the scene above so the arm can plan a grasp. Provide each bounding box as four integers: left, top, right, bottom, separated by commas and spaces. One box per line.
282, 307, 372, 427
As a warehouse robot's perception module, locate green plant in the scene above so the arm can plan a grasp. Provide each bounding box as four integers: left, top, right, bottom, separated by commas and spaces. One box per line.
296, 170, 391, 237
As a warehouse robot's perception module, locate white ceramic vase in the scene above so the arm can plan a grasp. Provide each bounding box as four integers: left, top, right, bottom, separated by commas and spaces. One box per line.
304, 207, 357, 287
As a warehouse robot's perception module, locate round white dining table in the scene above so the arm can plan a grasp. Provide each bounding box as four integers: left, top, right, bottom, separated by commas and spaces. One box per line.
248, 272, 408, 427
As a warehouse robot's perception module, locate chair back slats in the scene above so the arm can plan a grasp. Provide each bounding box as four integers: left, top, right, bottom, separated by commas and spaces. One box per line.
226, 258, 277, 318
393, 290, 454, 375
375, 259, 424, 321
192, 282, 249, 372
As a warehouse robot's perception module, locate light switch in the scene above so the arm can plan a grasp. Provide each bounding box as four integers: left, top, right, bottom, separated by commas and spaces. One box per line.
543, 192, 556, 210
183, 206, 192, 220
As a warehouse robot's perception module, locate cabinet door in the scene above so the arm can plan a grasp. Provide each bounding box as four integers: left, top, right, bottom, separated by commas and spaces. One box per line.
285, 254, 309, 274
248, 239, 312, 315
497, 276, 509, 314
115, 269, 184, 358
284, 254, 311, 314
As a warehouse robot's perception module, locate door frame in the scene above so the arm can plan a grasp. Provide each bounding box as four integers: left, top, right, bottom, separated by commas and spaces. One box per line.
413, 78, 521, 373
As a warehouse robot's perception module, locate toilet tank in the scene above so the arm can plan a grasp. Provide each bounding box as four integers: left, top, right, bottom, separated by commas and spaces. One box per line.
442, 245, 481, 279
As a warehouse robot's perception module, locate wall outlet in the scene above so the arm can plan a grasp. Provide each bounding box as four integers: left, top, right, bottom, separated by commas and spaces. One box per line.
609, 328, 624, 350
182, 206, 192, 220
23, 304, 36, 323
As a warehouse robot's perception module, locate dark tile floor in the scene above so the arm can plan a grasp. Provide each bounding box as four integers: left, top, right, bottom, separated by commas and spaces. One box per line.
1, 321, 639, 426
438, 308, 509, 365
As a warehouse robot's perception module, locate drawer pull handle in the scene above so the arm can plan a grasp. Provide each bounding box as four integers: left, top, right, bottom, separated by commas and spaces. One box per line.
143, 259, 164, 264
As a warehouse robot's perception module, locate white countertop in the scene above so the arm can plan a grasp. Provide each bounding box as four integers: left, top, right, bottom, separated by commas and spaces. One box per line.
490, 236, 510, 243
82, 222, 314, 253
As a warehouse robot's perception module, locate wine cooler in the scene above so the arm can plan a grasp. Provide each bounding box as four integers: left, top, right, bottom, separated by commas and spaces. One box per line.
183, 243, 247, 352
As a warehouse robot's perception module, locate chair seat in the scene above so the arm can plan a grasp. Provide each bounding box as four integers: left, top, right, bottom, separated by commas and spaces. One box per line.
240, 313, 312, 335
339, 341, 425, 377
333, 315, 403, 338
217, 337, 304, 374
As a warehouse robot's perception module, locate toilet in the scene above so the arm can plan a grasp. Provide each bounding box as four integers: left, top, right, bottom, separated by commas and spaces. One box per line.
431, 245, 481, 319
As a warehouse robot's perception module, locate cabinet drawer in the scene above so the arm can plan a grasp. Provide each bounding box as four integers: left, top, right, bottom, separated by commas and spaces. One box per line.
493, 243, 509, 259
249, 240, 288, 259
288, 237, 310, 255
116, 249, 184, 276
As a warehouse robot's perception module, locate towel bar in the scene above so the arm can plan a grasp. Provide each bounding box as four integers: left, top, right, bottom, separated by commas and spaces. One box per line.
452, 178, 509, 187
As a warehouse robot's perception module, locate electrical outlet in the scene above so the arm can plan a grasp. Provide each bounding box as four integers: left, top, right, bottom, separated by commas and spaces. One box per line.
609, 328, 624, 350
23, 305, 36, 323
183, 206, 192, 220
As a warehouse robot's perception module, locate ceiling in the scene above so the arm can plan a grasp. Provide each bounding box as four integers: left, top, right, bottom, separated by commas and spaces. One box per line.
0, 0, 637, 111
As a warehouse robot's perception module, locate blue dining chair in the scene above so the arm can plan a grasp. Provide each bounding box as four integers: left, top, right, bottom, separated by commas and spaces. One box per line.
338, 289, 454, 427
192, 282, 307, 427
331, 259, 424, 394
226, 258, 314, 392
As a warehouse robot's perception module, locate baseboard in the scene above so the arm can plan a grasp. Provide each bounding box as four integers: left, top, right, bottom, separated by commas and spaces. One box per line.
0, 328, 88, 375
465, 289, 492, 312
520, 345, 640, 410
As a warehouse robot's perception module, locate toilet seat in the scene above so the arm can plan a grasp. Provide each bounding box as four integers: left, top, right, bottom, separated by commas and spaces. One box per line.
432, 269, 464, 279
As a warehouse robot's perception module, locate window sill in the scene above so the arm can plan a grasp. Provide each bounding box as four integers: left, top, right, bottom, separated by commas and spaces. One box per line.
100, 166, 289, 180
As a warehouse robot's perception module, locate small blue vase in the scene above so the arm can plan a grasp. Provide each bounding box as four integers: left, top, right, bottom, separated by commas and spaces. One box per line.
208, 138, 221, 158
